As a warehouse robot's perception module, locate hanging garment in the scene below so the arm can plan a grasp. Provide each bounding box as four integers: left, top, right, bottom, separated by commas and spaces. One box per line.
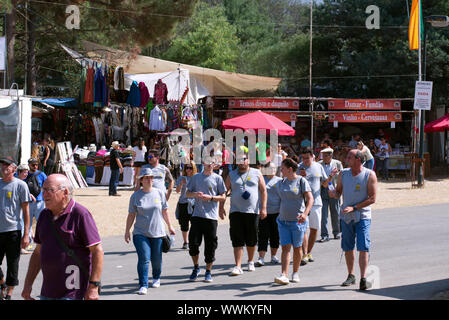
80, 66, 87, 104
126, 81, 141, 107
94, 66, 105, 107
154, 79, 168, 105
84, 66, 94, 104
114, 66, 125, 91
139, 82, 150, 108
149, 106, 166, 131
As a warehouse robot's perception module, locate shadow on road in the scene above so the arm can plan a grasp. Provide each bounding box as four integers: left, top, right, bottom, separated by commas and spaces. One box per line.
360, 278, 449, 300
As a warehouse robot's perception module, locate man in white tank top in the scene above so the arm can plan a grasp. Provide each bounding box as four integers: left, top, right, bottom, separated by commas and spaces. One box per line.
329, 149, 377, 290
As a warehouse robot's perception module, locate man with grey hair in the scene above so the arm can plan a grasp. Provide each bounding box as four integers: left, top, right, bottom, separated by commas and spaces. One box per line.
318, 147, 343, 242
22, 174, 103, 300
0, 157, 32, 300
329, 149, 377, 290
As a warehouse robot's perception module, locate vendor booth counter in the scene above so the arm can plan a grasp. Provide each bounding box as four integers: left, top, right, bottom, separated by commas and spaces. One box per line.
84, 166, 134, 186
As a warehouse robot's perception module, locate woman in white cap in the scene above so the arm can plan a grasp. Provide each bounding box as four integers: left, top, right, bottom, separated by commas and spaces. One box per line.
125, 167, 175, 295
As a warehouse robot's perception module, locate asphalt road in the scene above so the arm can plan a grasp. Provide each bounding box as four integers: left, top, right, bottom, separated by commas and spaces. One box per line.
10, 202, 449, 300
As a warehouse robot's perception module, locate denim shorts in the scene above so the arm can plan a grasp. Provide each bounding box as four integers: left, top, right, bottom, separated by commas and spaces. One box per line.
340, 219, 371, 252
277, 218, 308, 248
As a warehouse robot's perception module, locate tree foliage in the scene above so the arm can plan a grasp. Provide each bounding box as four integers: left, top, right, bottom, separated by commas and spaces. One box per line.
161, 2, 240, 72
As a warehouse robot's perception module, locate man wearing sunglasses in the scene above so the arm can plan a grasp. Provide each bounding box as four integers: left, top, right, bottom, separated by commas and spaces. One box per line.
219, 154, 267, 276
142, 150, 174, 201
0, 157, 32, 300
185, 159, 227, 283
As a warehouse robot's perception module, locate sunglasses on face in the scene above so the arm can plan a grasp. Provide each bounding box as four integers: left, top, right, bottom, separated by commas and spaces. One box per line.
148, 155, 155, 159
185, 166, 193, 170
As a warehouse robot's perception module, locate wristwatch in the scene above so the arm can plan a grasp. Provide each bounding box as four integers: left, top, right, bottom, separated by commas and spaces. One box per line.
89, 280, 101, 287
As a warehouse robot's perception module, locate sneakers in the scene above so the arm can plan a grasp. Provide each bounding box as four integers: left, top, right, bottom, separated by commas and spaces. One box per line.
189, 268, 201, 281
274, 274, 290, 285
300, 255, 308, 266
204, 271, 213, 283
291, 272, 300, 283
271, 256, 280, 265
318, 236, 330, 243
230, 266, 243, 276
182, 242, 189, 250
306, 253, 314, 262
359, 278, 372, 290
138, 287, 148, 295
255, 257, 265, 267
151, 279, 160, 288
247, 261, 255, 272
341, 274, 356, 287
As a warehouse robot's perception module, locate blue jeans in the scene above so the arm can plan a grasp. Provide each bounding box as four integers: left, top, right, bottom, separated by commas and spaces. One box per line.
132, 234, 163, 288
340, 219, 371, 252
277, 218, 308, 248
364, 158, 374, 170
109, 168, 120, 195
21, 200, 45, 242
321, 189, 341, 238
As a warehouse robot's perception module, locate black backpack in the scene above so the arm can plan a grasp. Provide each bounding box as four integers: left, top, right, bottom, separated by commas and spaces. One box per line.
26, 172, 42, 198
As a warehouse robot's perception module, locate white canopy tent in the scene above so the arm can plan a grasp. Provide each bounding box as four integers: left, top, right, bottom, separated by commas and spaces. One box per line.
61, 44, 210, 104
62, 41, 281, 97
124, 68, 210, 105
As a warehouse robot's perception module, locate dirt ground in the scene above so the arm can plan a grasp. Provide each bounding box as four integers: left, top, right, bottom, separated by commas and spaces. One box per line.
69, 175, 449, 239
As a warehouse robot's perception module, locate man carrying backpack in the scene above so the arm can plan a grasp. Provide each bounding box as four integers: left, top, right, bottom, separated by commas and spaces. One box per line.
24, 158, 47, 251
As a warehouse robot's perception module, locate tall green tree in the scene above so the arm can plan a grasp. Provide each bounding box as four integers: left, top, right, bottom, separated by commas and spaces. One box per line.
161, 1, 240, 72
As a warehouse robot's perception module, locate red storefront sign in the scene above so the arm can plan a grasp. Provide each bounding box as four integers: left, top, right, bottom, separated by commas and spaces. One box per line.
228, 98, 299, 110
328, 112, 402, 123
227, 111, 297, 122
328, 99, 401, 110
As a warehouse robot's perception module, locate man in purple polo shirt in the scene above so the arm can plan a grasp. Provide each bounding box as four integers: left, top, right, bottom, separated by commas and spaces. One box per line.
21, 174, 104, 300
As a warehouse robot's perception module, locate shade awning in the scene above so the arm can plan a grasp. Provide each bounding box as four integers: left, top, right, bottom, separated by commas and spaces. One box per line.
424, 113, 449, 132
222, 110, 296, 136
32, 98, 78, 108
79, 41, 281, 97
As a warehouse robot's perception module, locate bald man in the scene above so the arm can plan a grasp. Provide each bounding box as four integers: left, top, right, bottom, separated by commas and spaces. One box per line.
329, 150, 377, 290
22, 174, 104, 300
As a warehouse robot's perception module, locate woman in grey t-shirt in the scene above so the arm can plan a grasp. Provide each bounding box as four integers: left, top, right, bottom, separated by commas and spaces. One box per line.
274, 158, 313, 285
125, 167, 175, 295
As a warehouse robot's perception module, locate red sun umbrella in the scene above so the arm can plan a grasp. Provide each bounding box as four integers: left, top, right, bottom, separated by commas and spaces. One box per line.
221, 110, 295, 136
424, 113, 449, 133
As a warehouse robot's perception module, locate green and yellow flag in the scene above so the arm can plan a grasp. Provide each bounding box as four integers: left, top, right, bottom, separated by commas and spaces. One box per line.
408, 0, 424, 50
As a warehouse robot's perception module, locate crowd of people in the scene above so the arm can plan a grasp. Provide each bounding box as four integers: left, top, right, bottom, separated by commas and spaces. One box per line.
0, 133, 378, 300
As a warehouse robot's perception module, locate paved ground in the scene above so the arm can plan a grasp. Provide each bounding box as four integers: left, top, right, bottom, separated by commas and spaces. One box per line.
11, 202, 449, 300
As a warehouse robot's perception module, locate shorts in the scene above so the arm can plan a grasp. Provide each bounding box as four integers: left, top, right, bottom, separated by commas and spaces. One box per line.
340, 219, 371, 252
308, 205, 322, 230
177, 203, 191, 232
133, 161, 146, 168
277, 218, 308, 248
229, 212, 259, 247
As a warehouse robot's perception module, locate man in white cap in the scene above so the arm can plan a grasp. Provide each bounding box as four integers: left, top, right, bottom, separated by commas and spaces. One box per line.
318, 147, 343, 242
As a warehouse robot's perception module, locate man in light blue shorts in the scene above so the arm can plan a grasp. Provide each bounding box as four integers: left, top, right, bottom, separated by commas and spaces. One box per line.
273, 158, 313, 285
329, 149, 377, 291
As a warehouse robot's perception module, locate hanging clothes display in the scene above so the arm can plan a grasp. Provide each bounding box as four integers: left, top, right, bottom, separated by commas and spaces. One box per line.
139, 82, 150, 108
80, 64, 87, 104
149, 105, 167, 131
94, 64, 106, 108
84, 65, 94, 104
154, 79, 168, 105
126, 81, 141, 107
